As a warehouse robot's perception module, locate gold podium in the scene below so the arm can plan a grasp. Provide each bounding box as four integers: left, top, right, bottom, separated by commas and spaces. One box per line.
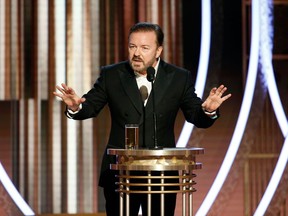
107, 147, 204, 216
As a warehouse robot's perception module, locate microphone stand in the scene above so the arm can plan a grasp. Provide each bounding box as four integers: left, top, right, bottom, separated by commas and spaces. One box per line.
139, 85, 148, 148
147, 67, 162, 150
150, 82, 162, 149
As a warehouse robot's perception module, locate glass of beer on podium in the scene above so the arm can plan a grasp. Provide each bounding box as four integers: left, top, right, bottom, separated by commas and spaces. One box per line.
125, 124, 139, 149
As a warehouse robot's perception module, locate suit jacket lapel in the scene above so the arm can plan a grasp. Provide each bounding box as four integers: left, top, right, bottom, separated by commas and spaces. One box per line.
145, 61, 174, 116
119, 63, 144, 116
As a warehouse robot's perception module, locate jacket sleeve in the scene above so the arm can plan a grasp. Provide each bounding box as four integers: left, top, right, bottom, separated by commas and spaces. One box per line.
65, 68, 108, 120
180, 70, 219, 128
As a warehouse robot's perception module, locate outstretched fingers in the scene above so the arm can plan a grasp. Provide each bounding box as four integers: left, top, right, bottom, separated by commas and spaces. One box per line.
221, 92, 232, 102
55, 85, 65, 95
213, 85, 231, 98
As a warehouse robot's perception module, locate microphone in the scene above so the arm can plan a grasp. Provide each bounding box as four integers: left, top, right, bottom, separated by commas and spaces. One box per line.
146, 66, 162, 149
147, 67, 155, 82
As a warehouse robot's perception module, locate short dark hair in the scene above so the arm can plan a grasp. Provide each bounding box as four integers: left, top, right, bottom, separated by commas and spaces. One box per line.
129, 22, 164, 46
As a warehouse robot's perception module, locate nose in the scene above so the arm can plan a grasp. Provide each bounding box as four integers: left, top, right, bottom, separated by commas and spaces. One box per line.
134, 47, 140, 56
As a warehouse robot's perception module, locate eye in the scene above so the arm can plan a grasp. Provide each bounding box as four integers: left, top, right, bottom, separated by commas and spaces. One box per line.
129, 45, 136, 50
142, 46, 150, 52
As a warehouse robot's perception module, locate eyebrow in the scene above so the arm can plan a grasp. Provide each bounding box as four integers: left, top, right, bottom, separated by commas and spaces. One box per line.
128, 43, 151, 47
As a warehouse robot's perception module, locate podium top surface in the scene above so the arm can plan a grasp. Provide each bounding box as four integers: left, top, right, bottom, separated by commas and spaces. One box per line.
107, 148, 204, 171
107, 147, 204, 157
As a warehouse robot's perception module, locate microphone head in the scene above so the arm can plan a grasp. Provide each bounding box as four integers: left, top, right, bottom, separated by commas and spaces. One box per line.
146, 66, 155, 82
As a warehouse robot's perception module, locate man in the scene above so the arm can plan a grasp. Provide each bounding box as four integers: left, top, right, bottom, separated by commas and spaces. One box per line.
54, 22, 231, 216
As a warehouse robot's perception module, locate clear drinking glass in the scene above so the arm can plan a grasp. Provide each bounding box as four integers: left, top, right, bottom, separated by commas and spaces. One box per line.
125, 124, 139, 149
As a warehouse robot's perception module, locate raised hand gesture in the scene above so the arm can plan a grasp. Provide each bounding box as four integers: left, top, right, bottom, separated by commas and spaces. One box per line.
202, 84, 231, 113
53, 83, 86, 112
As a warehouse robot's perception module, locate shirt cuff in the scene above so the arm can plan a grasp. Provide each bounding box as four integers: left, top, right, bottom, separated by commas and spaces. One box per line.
203, 110, 217, 116
203, 109, 218, 119
67, 104, 82, 117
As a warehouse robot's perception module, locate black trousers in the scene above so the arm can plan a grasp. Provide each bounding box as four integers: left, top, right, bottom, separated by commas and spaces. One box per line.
103, 170, 178, 216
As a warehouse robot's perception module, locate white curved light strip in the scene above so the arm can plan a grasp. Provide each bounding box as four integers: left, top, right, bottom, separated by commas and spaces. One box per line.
257, 0, 288, 136
266, 75, 288, 135
253, 138, 288, 215
253, 1, 288, 214
176, 0, 211, 147
196, 0, 260, 215
0, 163, 35, 215
254, 68, 288, 216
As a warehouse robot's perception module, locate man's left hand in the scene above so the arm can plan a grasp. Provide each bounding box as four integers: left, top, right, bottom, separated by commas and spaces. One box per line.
202, 84, 232, 113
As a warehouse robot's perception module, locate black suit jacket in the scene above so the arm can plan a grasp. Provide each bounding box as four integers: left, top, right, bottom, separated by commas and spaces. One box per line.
67, 60, 218, 187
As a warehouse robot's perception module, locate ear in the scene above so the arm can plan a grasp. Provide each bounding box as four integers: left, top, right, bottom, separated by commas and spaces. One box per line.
156, 46, 163, 59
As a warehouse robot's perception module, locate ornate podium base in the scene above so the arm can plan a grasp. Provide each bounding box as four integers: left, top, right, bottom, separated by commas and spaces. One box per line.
107, 148, 204, 216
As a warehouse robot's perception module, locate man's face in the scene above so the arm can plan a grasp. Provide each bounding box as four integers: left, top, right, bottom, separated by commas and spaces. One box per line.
128, 31, 163, 74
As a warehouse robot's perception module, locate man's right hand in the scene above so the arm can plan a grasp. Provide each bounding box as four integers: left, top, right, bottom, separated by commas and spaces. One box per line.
53, 83, 86, 112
